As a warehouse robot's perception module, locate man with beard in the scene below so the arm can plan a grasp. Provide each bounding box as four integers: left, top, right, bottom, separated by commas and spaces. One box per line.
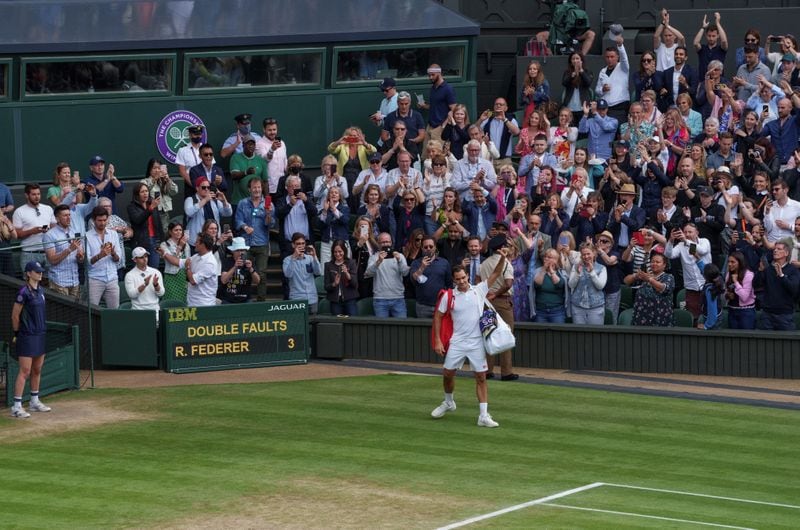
12, 184, 56, 274
417, 64, 456, 149
255, 117, 287, 198
409, 235, 453, 319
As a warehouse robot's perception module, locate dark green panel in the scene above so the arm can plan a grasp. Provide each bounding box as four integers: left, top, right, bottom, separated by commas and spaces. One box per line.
0, 108, 15, 183
100, 309, 159, 367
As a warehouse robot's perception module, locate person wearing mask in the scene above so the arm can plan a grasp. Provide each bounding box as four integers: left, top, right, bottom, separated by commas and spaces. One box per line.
176, 124, 210, 198
220, 113, 262, 159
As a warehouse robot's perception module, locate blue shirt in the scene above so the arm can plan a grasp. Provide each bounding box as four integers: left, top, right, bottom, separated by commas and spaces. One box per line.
0, 182, 13, 210
86, 227, 123, 282
43, 225, 81, 287
235, 196, 274, 247
759, 111, 800, 164
86, 173, 124, 213
282, 254, 321, 304
578, 114, 619, 160
428, 80, 456, 127
409, 256, 453, 306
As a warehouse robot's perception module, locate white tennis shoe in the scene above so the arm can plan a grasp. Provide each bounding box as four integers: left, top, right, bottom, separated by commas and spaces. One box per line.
431, 400, 456, 418
477, 414, 499, 428
11, 407, 30, 419
29, 401, 52, 413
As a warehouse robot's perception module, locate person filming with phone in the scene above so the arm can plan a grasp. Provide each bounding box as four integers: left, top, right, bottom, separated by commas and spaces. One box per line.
409, 235, 452, 319
664, 222, 711, 323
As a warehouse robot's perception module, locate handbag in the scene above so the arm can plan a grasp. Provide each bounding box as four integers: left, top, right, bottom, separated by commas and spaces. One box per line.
481, 298, 516, 356
430, 288, 455, 352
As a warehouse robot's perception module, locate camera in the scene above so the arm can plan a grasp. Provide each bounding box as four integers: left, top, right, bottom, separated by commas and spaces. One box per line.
381, 245, 393, 253
209, 185, 217, 193
153, 191, 161, 199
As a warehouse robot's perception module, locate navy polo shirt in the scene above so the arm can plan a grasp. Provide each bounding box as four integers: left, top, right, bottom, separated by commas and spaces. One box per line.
409, 256, 453, 306
428, 80, 456, 128
383, 109, 426, 139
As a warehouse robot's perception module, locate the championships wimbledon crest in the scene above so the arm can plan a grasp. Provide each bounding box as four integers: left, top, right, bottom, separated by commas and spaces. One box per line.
156, 110, 207, 163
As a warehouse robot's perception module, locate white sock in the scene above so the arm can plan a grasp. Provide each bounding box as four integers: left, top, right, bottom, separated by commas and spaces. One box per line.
30, 392, 40, 405
479, 403, 488, 416
12, 397, 22, 410
444, 393, 454, 404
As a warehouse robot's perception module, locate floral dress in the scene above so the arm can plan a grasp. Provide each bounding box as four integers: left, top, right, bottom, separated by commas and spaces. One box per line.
632, 273, 675, 327
511, 252, 531, 322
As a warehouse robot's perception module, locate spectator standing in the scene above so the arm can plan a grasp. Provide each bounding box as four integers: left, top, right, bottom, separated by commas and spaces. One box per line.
519, 60, 551, 125
734, 45, 771, 102
158, 222, 190, 304
478, 235, 518, 381
653, 8, 686, 71
10, 261, 51, 419
255, 117, 287, 198
381, 91, 425, 159
754, 239, 800, 330
662, 47, 698, 110
519, 134, 558, 195
578, 99, 618, 160
532, 248, 568, 323
124, 247, 165, 318
235, 179, 274, 301
351, 216, 380, 299
664, 222, 710, 322
85, 155, 124, 213
318, 186, 350, 265
364, 232, 409, 318
417, 63, 457, 148
219, 237, 260, 304
693, 12, 729, 77
327, 127, 374, 210
313, 155, 350, 213
409, 235, 453, 319
631, 252, 674, 326
763, 178, 800, 242
477, 97, 520, 172
724, 251, 756, 330
183, 177, 232, 248
369, 78, 398, 145
452, 140, 497, 202
175, 125, 209, 199
562, 52, 594, 125
186, 233, 218, 307
141, 159, 178, 236
12, 184, 55, 274
323, 240, 358, 316
442, 104, 471, 160
568, 242, 607, 324
229, 135, 268, 208
43, 205, 84, 299
220, 113, 262, 159
282, 233, 321, 313
596, 34, 631, 124
86, 206, 123, 308
735, 29, 768, 69
128, 182, 163, 269
0, 180, 14, 275
759, 97, 800, 166
188, 144, 227, 202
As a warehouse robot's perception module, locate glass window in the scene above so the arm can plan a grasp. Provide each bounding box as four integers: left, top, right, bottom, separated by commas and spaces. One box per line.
24, 57, 172, 95
186, 51, 322, 90
0, 62, 7, 98
336, 44, 465, 82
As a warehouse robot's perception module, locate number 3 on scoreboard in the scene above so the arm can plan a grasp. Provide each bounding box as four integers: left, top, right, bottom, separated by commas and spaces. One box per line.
287, 337, 295, 349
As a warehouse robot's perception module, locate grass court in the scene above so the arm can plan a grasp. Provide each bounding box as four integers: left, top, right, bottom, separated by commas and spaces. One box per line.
1, 373, 798, 528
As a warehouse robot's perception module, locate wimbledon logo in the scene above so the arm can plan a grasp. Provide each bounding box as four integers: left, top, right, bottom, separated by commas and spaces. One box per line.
155, 110, 207, 163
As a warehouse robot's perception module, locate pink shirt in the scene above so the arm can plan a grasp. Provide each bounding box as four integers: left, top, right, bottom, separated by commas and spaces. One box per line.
727, 269, 755, 307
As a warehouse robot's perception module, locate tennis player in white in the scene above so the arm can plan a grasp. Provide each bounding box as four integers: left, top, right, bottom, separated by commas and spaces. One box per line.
431, 247, 508, 427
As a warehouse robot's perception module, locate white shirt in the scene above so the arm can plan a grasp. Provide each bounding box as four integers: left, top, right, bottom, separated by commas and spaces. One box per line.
124, 266, 165, 318
386, 168, 423, 199
438, 281, 488, 347
764, 198, 800, 242
12, 203, 55, 251
560, 186, 592, 217
187, 251, 219, 307
596, 43, 630, 106
655, 42, 677, 71
353, 168, 390, 205
175, 144, 214, 170
664, 238, 711, 290
255, 138, 288, 194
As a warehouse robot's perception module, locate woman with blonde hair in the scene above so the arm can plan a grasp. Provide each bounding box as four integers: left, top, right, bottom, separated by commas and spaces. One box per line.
422, 139, 457, 173
47, 162, 83, 207
328, 126, 376, 207
423, 155, 453, 235
659, 108, 690, 177
313, 154, 350, 212
350, 216, 379, 299
442, 103, 471, 160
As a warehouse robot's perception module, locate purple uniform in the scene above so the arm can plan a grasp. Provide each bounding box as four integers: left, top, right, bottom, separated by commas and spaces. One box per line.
14, 285, 46, 357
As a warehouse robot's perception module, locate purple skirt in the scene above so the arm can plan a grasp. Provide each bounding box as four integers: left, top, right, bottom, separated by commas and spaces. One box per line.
15, 333, 46, 357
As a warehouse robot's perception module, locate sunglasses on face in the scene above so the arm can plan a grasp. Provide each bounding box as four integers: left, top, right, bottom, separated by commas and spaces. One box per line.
433, 162, 446, 167
199, 186, 210, 190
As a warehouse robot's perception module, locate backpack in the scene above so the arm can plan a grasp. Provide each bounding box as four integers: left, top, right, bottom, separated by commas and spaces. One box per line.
548, 1, 590, 55
430, 288, 455, 353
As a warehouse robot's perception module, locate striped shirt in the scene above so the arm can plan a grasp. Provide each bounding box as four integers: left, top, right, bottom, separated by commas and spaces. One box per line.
43, 225, 81, 287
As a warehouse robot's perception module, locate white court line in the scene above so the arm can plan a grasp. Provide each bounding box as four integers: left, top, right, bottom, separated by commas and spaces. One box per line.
435, 482, 603, 530
540, 503, 756, 530
604, 483, 800, 510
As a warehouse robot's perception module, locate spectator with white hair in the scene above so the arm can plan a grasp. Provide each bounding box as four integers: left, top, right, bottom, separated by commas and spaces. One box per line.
452, 139, 497, 202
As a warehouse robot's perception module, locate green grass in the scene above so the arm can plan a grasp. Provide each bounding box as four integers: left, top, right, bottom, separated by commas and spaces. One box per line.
1, 374, 798, 528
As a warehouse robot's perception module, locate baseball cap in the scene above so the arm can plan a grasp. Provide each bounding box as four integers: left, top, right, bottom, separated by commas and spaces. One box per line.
596, 99, 609, 109
697, 186, 714, 196
234, 113, 252, 123
24, 261, 44, 273
131, 247, 149, 258
379, 77, 396, 91
89, 155, 105, 166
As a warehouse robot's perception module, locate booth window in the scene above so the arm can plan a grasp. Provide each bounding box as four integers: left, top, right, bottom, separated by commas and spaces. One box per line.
335, 44, 465, 82
24, 57, 172, 95
186, 51, 323, 90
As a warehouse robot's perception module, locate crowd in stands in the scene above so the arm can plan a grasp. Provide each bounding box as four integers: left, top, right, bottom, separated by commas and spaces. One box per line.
3, 13, 800, 332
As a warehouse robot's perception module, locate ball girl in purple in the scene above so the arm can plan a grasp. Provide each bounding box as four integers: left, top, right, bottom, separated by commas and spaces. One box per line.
10, 261, 51, 418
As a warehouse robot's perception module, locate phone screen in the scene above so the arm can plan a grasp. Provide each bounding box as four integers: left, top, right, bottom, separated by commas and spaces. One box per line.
558, 235, 569, 246
360, 226, 368, 237
264, 195, 272, 209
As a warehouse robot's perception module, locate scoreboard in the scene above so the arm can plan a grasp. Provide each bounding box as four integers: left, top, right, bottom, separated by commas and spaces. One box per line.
161, 301, 309, 373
